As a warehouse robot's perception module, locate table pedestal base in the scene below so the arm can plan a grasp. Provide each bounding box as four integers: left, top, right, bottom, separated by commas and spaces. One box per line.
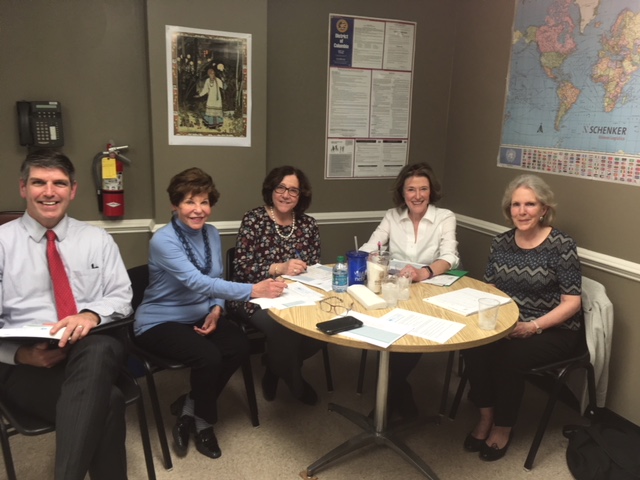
305, 350, 440, 479
305, 404, 440, 479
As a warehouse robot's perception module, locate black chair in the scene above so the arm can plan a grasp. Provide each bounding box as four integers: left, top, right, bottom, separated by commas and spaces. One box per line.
224, 247, 334, 393
448, 295, 601, 472
126, 264, 259, 472
0, 211, 23, 226
0, 320, 156, 480
356, 349, 456, 417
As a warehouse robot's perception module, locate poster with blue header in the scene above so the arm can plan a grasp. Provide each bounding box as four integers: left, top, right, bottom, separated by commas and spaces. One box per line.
329, 16, 354, 67
325, 14, 416, 179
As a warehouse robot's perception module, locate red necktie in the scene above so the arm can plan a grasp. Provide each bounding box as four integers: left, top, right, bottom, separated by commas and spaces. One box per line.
46, 230, 78, 320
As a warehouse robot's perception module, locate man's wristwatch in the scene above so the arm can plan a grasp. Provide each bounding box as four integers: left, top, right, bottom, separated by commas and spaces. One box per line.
532, 320, 543, 334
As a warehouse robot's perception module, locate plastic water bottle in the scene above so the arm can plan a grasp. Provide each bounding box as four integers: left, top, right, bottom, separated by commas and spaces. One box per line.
332, 255, 348, 293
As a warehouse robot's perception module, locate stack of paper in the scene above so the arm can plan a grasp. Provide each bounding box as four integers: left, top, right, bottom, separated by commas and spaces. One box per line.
251, 282, 325, 310
422, 269, 468, 287
424, 287, 511, 316
337, 308, 465, 348
282, 263, 333, 291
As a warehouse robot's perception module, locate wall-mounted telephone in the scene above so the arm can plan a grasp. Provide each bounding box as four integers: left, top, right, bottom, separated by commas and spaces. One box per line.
17, 101, 64, 147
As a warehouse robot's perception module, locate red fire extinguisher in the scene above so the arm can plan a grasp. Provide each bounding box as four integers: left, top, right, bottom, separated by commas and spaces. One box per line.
92, 143, 132, 218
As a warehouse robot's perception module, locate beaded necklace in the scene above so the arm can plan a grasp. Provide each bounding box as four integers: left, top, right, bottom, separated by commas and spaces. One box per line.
268, 206, 296, 240
171, 216, 212, 274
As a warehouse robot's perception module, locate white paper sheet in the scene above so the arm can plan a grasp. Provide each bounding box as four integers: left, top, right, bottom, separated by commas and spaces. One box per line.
282, 263, 334, 292
380, 308, 465, 343
335, 311, 412, 348
251, 281, 324, 310
424, 287, 511, 316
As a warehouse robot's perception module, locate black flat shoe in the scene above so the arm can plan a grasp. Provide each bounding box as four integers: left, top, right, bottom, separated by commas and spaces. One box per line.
261, 368, 279, 401
463, 433, 488, 452
172, 415, 194, 457
296, 380, 318, 406
195, 427, 222, 459
479, 434, 512, 461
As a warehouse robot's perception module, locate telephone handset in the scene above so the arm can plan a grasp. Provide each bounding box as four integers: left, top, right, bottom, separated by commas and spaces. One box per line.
17, 101, 64, 147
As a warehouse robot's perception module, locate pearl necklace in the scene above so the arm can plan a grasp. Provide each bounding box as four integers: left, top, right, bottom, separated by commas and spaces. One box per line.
269, 206, 296, 240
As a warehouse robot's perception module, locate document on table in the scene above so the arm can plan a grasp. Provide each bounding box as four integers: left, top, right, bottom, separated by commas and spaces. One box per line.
424, 287, 511, 316
251, 281, 325, 310
0, 324, 64, 340
380, 308, 465, 343
282, 263, 333, 292
421, 269, 468, 287
337, 311, 413, 348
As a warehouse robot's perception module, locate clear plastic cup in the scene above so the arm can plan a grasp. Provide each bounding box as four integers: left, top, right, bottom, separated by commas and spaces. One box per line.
381, 275, 399, 307
478, 298, 500, 330
396, 273, 411, 301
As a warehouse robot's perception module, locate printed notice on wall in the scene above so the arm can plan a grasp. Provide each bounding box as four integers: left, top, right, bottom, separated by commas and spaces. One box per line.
325, 14, 416, 179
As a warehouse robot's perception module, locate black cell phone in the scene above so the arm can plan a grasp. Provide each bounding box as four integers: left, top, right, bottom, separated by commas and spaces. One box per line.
316, 316, 363, 335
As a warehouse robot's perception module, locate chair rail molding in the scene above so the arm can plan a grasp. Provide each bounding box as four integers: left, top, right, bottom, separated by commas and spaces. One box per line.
93, 211, 640, 282
455, 213, 640, 283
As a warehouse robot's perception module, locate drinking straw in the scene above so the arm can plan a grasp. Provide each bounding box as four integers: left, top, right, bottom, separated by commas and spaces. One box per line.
354, 236, 358, 251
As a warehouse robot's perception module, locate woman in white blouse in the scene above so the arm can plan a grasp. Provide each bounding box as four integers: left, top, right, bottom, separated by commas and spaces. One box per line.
360, 162, 460, 419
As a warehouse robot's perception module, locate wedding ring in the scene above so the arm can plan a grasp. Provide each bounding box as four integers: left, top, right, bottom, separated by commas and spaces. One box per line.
76, 325, 84, 330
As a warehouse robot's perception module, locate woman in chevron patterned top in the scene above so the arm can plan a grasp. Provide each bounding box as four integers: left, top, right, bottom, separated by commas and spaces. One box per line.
462, 174, 583, 462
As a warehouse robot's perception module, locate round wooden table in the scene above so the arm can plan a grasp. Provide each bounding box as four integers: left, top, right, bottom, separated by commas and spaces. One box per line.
268, 276, 519, 479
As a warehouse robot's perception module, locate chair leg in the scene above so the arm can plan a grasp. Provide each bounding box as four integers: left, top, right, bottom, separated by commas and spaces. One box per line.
584, 364, 598, 419
449, 368, 468, 420
439, 351, 455, 417
457, 351, 464, 376
241, 359, 260, 427
0, 422, 17, 480
322, 345, 333, 392
523, 377, 566, 471
356, 350, 368, 395
143, 367, 173, 471
135, 392, 157, 480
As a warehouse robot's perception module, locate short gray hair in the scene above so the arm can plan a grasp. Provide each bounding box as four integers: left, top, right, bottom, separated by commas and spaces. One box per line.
501, 174, 556, 226
20, 149, 76, 185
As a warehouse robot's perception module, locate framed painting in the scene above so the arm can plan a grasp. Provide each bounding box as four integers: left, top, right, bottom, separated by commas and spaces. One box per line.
166, 25, 251, 146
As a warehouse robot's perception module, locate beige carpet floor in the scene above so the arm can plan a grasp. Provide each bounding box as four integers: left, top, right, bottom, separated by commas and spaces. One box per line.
3, 346, 584, 480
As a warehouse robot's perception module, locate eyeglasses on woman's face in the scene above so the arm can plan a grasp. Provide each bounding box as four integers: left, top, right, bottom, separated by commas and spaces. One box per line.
274, 184, 300, 197
319, 296, 353, 316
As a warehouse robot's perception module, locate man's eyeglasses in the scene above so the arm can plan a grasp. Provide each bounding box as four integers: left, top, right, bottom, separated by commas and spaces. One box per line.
319, 296, 353, 316
274, 185, 300, 197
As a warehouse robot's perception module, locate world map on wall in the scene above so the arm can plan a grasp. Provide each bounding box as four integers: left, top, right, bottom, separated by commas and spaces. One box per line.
499, 0, 640, 185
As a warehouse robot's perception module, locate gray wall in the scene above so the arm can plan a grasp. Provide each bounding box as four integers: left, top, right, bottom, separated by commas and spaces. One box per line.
444, 0, 640, 424
0, 0, 154, 221
146, 0, 268, 223
1, 0, 639, 425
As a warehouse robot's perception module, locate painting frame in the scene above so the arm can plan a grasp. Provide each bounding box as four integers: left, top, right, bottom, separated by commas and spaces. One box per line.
166, 25, 251, 147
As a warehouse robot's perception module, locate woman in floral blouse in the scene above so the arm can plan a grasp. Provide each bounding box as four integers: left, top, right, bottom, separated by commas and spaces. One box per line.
231, 166, 323, 405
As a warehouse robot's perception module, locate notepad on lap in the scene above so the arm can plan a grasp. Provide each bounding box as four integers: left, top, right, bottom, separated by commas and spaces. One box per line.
424, 287, 511, 316
347, 284, 387, 310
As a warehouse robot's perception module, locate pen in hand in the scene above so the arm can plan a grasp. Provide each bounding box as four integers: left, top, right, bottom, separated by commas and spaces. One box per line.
293, 249, 307, 273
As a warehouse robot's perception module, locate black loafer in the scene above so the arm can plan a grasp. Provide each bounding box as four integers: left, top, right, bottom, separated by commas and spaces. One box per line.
195, 427, 222, 459
463, 433, 488, 452
172, 415, 194, 457
479, 434, 512, 461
